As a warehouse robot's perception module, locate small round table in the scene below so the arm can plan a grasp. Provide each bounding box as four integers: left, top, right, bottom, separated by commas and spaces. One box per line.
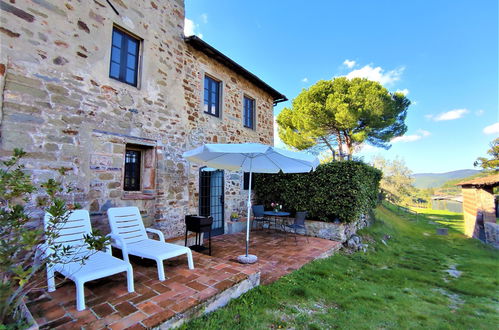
263, 211, 290, 232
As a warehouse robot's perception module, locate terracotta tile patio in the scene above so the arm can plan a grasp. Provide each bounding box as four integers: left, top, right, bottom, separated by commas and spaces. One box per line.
210, 230, 342, 284
27, 231, 341, 329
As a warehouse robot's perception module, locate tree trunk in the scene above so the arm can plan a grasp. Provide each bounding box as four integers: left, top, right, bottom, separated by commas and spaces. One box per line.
335, 131, 344, 160
321, 137, 336, 160
344, 133, 353, 157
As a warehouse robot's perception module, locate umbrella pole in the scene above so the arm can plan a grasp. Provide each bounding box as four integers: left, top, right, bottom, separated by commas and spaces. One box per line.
245, 167, 253, 257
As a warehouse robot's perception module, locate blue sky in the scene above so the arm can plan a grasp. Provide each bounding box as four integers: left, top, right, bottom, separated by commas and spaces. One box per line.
185, 0, 498, 174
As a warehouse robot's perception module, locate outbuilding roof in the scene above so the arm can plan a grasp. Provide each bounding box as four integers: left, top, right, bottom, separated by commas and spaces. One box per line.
184, 36, 287, 105
457, 173, 499, 187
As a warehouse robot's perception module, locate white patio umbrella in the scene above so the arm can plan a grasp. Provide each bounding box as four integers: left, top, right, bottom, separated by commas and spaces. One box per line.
183, 143, 319, 263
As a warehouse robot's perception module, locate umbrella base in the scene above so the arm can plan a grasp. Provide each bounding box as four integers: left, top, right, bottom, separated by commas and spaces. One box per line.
237, 254, 258, 264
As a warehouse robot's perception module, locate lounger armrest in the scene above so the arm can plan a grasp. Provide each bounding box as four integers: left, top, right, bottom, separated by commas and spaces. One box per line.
146, 228, 165, 242
107, 234, 130, 263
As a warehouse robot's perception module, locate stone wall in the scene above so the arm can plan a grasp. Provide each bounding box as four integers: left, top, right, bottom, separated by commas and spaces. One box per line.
462, 187, 496, 239
484, 222, 499, 249
0, 0, 276, 238
182, 45, 275, 225
254, 213, 372, 243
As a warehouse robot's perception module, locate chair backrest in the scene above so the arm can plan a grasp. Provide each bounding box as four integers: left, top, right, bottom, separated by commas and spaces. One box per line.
294, 212, 308, 226
44, 210, 92, 252
252, 205, 265, 217
107, 206, 148, 244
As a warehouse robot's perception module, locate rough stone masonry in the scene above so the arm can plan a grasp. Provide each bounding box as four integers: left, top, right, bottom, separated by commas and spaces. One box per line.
0, 0, 280, 238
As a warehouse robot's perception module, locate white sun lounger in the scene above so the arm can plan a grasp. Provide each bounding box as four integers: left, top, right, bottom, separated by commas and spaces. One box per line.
107, 206, 194, 281
43, 210, 134, 311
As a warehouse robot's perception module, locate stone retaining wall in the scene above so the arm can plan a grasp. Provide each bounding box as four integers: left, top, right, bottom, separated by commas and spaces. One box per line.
484, 222, 499, 249
162, 271, 260, 329
277, 213, 371, 243
243, 213, 372, 243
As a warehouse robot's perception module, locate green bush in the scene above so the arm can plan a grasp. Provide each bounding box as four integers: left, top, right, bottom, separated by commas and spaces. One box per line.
254, 161, 381, 223
0, 149, 108, 326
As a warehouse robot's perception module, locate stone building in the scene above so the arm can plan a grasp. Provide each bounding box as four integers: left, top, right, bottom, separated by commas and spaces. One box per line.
0, 0, 286, 239
458, 174, 499, 243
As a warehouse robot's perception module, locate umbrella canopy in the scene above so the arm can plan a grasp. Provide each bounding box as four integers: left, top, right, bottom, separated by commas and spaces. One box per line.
183, 143, 319, 262
183, 143, 319, 173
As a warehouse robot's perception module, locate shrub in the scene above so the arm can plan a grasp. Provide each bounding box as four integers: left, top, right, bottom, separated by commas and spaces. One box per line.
254, 160, 381, 223
0, 149, 108, 326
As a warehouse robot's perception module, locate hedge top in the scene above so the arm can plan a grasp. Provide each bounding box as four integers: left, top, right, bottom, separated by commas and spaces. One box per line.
254, 161, 381, 223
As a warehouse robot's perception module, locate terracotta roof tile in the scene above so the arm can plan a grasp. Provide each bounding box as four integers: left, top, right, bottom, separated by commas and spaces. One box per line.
457, 173, 499, 186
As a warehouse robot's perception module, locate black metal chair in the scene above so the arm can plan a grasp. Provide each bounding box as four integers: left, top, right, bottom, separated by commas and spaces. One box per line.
251, 205, 270, 230
286, 211, 309, 243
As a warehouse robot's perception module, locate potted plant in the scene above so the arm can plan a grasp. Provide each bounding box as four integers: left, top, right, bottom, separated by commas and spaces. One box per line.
230, 212, 239, 222
270, 202, 282, 213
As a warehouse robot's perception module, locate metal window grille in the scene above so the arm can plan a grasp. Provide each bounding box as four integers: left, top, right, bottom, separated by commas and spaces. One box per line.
199, 168, 224, 236
124, 149, 141, 191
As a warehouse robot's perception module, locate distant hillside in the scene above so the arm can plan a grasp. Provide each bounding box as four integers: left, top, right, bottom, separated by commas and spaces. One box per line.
412, 169, 480, 189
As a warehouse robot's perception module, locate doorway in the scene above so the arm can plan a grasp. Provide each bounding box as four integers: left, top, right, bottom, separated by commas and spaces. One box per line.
199, 167, 225, 236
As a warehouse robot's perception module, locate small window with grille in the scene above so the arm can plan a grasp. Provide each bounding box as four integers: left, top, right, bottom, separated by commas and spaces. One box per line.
124, 148, 142, 191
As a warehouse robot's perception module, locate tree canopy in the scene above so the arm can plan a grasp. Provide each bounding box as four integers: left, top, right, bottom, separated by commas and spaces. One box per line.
277, 77, 410, 159
371, 155, 415, 205
474, 137, 499, 172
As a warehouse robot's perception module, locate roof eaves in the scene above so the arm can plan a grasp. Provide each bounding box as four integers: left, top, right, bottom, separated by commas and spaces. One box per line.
456, 173, 499, 187
184, 35, 287, 104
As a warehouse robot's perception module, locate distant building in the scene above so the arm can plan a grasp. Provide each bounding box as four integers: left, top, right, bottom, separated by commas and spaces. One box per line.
457, 174, 499, 247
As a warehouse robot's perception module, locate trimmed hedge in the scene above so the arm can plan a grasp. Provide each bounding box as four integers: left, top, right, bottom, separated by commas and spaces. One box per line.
254, 161, 381, 223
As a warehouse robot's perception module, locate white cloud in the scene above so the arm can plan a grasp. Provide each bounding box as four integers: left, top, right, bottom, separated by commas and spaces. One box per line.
395, 88, 409, 96
273, 116, 285, 148
301, 77, 308, 83
475, 109, 484, 116
357, 143, 380, 153
418, 129, 431, 137
483, 122, 499, 135
391, 134, 422, 143
427, 109, 469, 121
184, 18, 195, 36
343, 59, 356, 68
345, 65, 404, 85
200, 13, 208, 24
391, 129, 431, 143
184, 18, 202, 38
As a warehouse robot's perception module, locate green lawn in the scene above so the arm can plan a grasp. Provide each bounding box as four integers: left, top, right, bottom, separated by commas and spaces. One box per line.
409, 206, 465, 234
180, 204, 498, 329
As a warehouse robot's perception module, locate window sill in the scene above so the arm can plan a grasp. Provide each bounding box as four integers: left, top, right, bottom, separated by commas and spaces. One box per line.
204, 111, 221, 119
109, 75, 139, 89
122, 192, 155, 200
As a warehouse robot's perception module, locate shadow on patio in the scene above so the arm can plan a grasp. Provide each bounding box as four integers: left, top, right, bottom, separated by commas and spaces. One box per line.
211, 230, 342, 284
27, 231, 341, 329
